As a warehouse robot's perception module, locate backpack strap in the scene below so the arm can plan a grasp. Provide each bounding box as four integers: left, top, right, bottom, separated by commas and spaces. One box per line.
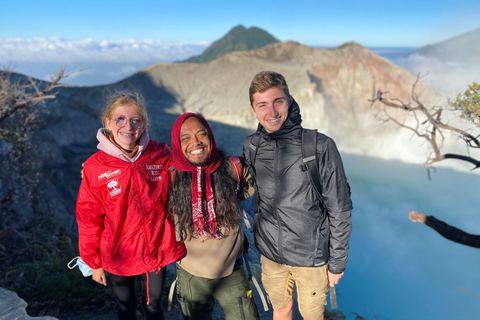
242, 251, 269, 311
168, 165, 176, 179
167, 279, 177, 311
228, 157, 251, 229
245, 133, 262, 214
247, 132, 262, 166
300, 129, 325, 206
229, 157, 242, 190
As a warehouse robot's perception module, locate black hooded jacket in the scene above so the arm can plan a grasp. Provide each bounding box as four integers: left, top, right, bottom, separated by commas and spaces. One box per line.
243, 99, 352, 273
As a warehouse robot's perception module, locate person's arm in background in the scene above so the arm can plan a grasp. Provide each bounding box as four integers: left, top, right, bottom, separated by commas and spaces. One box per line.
409, 211, 480, 248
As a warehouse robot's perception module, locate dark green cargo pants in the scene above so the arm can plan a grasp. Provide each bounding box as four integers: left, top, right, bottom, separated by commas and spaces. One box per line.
176, 263, 259, 320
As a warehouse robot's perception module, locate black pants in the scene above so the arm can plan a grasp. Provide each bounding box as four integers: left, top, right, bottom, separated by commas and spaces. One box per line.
105, 269, 166, 320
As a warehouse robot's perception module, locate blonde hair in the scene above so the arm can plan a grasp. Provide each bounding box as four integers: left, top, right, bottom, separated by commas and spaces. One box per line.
249, 71, 290, 105
101, 91, 148, 130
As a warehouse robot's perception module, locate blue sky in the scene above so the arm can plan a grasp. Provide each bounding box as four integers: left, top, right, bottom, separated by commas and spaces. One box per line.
2, 0, 480, 86
2, 0, 480, 47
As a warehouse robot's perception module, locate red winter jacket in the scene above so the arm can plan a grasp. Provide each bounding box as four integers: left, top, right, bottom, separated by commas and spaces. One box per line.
76, 139, 186, 276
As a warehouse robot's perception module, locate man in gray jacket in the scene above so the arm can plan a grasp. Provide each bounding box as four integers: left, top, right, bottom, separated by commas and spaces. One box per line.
243, 71, 352, 320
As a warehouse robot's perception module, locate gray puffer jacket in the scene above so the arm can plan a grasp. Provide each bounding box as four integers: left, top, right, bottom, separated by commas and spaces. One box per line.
243, 99, 352, 273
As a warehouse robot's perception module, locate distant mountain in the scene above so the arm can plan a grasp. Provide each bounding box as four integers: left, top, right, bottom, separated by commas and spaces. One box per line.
412, 27, 480, 63
182, 25, 279, 63
402, 27, 480, 94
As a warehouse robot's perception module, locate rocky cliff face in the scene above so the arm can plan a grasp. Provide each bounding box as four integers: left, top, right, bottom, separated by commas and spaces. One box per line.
40, 41, 444, 155
128, 41, 442, 156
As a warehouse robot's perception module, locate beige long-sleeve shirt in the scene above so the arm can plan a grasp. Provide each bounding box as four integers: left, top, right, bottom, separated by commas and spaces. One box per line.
177, 162, 253, 279
178, 225, 244, 279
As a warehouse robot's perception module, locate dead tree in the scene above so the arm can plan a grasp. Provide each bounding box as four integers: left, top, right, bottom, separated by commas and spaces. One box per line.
0, 67, 69, 204
0, 68, 68, 125
0, 67, 70, 266
370, 76, 480, 172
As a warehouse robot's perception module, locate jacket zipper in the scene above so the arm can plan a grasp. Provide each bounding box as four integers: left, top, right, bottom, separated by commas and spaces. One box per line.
313, 224, 321, 266
272, 140, 284, 264
132, 161, 155, 269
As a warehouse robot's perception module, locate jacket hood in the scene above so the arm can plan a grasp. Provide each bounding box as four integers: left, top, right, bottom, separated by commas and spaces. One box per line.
170, 113, 221, 173
96, 128, 150, 162
257, 98, 303, 138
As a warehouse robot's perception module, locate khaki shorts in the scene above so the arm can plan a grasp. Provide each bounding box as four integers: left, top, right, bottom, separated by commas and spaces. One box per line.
261, 255, 329, 320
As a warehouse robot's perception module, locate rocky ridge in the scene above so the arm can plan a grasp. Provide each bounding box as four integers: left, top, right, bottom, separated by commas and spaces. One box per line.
414, 27, 480, 64
133, 41, 443, 158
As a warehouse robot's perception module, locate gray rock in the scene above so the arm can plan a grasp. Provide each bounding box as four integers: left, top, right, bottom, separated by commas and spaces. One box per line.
0, 288, 57, 320
0, 140, 11, 156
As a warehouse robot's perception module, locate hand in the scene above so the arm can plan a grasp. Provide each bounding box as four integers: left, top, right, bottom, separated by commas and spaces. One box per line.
92, 268, 107, 286
409, 211, 427, 223
328, 270, 344, 287
80, 162, 85, 179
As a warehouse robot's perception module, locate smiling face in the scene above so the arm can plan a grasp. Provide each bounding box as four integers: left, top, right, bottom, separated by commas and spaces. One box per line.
180, 116, 211, 166
105, 103, 145, 151
251, 86, 291, 133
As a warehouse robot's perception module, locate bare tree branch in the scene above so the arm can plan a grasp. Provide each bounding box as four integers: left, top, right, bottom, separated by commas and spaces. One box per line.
429, 154, 480, 169
0, 67, 69, 125
370, 75, 480, 170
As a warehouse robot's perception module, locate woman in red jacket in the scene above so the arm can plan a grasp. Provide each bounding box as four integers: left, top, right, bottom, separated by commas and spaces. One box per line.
76, 92, 186, 320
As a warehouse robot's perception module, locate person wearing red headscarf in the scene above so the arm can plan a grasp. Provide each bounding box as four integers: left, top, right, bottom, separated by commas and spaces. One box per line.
168, 113, 259, 320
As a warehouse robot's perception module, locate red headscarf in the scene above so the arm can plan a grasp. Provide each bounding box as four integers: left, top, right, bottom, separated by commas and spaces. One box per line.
171, 113, 222, 240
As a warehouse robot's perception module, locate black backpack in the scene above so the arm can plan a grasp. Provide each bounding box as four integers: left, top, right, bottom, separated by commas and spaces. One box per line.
245, 128, 325, 211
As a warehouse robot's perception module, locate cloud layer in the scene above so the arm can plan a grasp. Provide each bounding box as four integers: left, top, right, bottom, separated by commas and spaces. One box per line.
0, 37, 208, 62
2, 38, 479, 92
371, 47, 480, 96
395, 53, 480, 95
0, 37, 208, 86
